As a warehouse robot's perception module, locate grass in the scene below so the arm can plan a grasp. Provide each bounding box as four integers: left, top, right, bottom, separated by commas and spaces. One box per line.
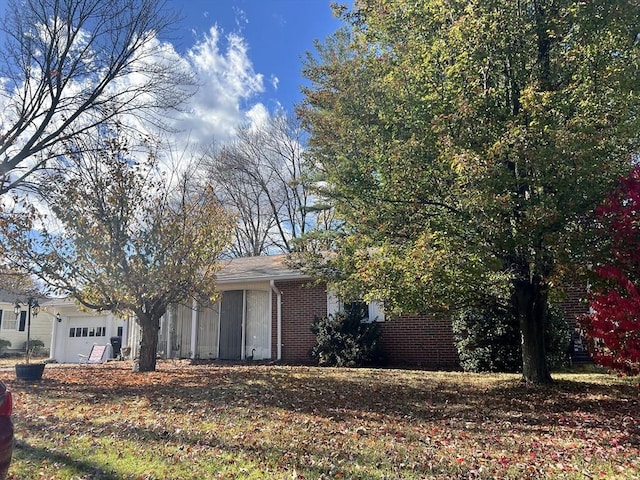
0, 360, 638, 479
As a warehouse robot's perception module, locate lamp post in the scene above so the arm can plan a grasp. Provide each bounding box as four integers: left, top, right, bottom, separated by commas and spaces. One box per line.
14, 297, 39, 365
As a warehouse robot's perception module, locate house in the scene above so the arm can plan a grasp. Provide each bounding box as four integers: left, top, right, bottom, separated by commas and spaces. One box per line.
44, 298, 128, 364
0, 291, 128, 363
0, 290, 55, 357
43, 254, 589, 367
126, 255, 462, 368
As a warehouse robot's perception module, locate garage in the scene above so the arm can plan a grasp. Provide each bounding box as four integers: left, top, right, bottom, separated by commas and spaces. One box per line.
62, 316, 111, 363
50, 306, 126, 363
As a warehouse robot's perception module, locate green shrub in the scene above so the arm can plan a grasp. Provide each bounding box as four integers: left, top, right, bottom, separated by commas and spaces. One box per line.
453, 301, 571, 373
26, 339, 45, 354
545, 307, 573, 370
452, 300, 521, 373
311, 303, 383, 367
0, 339, 10, 354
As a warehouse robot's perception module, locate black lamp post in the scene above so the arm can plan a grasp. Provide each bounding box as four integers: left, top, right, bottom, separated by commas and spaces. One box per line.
14, 297, 39, 365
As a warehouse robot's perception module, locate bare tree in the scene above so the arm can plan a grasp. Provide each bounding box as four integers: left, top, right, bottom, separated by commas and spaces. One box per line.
0, 128, 233, 372
0, 0, 194, 194
204, 112, 326, 256
204, 143, 276, 257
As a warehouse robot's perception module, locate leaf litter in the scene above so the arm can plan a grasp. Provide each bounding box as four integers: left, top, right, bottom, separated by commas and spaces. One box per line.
2, 362, 638, 479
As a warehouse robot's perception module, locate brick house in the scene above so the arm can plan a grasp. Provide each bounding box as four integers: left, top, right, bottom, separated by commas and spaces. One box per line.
125, 254, 588, 368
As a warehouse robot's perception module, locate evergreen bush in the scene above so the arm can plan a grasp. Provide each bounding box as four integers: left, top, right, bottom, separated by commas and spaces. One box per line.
311, 303, 383, 367
453, 301, 571, 373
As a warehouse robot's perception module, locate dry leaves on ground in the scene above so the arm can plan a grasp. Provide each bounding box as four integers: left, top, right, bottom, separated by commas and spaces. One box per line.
2, 361, 639, 479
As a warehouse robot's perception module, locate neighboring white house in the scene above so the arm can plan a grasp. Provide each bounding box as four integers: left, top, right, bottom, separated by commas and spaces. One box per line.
44, 297, 128, 363
0, 290, 55, 356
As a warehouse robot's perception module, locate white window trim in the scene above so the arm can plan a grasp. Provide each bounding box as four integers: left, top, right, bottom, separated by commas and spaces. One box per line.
0, 310, 24, 332
326, 291, 385, 322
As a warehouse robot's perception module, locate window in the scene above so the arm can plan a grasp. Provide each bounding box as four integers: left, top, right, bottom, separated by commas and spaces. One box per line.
68, 326, 106, 338
1, 310, 26, 331
326, 291, 385, 322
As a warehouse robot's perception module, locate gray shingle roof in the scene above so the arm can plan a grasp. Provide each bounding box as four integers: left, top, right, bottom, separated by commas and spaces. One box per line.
216, 255, 307, 283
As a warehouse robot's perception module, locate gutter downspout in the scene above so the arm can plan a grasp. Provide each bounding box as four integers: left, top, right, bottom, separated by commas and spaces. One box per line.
270, 280, 282, 361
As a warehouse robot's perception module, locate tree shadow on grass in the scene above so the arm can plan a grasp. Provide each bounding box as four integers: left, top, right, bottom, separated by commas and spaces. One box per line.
13, 408, 409, 480
10, 364, 640, 444
7, 364, 640, 479
12, 439, 120, 480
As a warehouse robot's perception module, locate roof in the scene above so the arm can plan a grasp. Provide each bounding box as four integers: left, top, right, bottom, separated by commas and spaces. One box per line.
0, 290, 18, 304
216, 255, 308, 284
0, 288, 47, 305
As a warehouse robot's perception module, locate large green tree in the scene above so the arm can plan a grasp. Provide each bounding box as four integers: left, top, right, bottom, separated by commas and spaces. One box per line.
298, 0, 640, 382
0, 129, 232, 372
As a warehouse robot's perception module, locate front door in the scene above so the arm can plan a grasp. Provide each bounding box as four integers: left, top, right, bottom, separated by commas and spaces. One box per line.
219, 290, 243, 360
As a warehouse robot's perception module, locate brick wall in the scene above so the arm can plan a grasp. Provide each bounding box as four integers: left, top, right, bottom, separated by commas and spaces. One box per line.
272, 280, 326, 363
556, 284, 591, 362
557, 284, 589, 328
271, 280, 459, 368
379, 314, 459, 369
269, 279, 590, 368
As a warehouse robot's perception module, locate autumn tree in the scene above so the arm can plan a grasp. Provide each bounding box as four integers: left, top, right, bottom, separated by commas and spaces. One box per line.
0, 128, 233, 372
0, 0, 194, 194
203, 112, 330, 256
0, 269, 40, 297
298, 1, 640, 383
579, 167, 640, 375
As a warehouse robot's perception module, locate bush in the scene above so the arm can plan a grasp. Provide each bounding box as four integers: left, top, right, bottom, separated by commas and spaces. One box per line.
311, 303, 383, 367
453, 301, 571, 373
0, 339, 10, 354
25, 339, 45, 355
452, 301, 521, 373
545, 307, 573, 370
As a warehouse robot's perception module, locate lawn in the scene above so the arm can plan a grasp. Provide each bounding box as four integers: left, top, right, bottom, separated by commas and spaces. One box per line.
1, 361, 638, 479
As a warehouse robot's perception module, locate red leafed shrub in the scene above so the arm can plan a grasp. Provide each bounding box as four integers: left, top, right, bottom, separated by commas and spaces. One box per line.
580, 167, 640, 375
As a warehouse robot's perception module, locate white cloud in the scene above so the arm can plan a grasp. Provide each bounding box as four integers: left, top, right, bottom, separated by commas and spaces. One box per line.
170, 26, 266, 148
244, 103, 270, 131
233, 7, 249, 29
0, 20, 271, 179
270, 75, 280, 91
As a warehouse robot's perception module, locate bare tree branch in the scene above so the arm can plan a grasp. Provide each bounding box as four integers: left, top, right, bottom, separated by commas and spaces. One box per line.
202, 112, 332, 256
0, 0, 195, 194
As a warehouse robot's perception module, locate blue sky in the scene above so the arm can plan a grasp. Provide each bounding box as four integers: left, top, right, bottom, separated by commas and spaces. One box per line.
166, 1, 345, 112
155, 0, 349, 146
0, 1, 348, 150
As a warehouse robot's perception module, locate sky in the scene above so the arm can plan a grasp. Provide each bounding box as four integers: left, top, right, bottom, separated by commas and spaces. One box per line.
167, 0, 344, 109
160, 0, 346, 144
0, 0, 347, 151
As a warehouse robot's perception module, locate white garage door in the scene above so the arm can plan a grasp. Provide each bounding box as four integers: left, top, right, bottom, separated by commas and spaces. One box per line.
62, 317, 110, 363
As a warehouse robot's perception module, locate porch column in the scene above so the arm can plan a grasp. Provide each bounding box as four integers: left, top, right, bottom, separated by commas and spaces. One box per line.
49, 313, 58, 361
190, 299, 198, 359
165, 307, 172, 359
270, 280, 282, 361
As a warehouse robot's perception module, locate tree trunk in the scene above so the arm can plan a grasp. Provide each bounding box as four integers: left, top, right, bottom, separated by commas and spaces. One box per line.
513, 277, 553, 384
137, 313, 160, 372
